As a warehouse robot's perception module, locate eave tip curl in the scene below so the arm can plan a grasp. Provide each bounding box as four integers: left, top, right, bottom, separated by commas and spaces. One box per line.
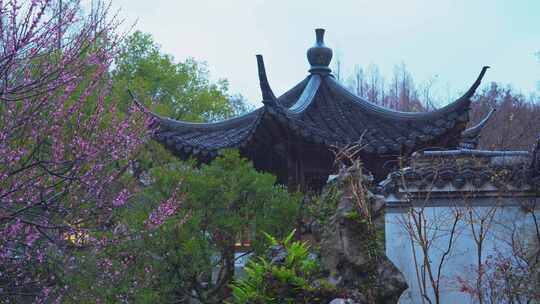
256, 54, 278, 106
464, 66, 490, 98
127, 89, 161, 119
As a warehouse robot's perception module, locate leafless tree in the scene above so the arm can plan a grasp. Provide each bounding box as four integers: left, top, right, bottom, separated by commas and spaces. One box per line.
470, 83, 540, 150
396, 163, 465, 304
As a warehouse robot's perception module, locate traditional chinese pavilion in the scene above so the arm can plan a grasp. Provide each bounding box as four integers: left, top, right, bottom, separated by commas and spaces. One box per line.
149, 29, 490, 191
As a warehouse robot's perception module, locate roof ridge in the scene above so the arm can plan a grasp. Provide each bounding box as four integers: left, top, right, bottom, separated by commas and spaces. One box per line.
287, 74, 322, 114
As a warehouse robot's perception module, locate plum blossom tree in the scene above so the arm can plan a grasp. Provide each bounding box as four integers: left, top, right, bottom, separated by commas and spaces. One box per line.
0, 0, 153, 300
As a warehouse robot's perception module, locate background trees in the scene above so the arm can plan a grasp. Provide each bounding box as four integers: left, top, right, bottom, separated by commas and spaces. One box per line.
470, 83, 540, 150
112, 31, 251, 121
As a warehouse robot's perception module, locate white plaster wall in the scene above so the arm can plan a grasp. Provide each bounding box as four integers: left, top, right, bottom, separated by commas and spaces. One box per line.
385, 201, 538, 304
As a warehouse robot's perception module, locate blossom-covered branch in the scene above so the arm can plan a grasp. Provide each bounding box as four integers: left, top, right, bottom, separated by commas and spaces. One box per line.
0, 0, 153, 300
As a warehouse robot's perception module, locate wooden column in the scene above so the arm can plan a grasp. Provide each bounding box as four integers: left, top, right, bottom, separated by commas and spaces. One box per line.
286, 141, 306, 192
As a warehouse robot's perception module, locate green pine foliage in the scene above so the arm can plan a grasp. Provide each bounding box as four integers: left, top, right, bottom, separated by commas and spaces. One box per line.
64, 150, 301, 303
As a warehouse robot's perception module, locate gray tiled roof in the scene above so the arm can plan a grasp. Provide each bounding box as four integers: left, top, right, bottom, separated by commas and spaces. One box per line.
154, 65, 488, 160
379, 148, 540, 197
150, 29, 490, 163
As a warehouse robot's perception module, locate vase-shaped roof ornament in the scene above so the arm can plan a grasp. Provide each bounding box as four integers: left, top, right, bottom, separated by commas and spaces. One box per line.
307, 28, 333, 75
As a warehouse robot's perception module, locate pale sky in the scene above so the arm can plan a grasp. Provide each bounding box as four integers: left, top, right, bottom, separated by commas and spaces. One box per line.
107, 0, 539, 106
